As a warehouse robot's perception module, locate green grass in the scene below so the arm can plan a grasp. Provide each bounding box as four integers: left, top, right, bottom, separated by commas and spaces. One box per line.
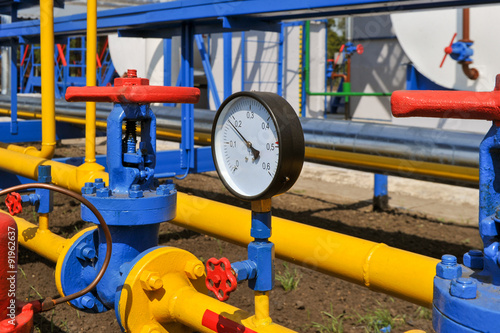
414, 306, 432, 320
356, 304, 404, 333
275, 263, 301, 292
311, 305, 345, 333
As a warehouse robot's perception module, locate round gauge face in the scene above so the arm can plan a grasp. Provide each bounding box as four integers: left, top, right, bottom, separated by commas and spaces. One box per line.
212, 92, 304, 200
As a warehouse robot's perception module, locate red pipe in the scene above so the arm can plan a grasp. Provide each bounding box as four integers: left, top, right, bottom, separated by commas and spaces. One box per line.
56, 44, 67, 67
96, 54, 102, 68
20, 45, 29, 67
98, 37, 109, 63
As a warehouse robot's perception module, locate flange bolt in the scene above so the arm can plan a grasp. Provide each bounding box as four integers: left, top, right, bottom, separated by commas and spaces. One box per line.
80, 295, 95, 309
185, 260, 205, 279
463, 249, 484, 269
436, 254, 462, 280
82, 182, 96, 195
94, 178, 105, 189
450, 277, 477, 299
129, 184, 144, 198
76, 243, 96, 261
140, 271, 163, 291
96, 187, 112, 198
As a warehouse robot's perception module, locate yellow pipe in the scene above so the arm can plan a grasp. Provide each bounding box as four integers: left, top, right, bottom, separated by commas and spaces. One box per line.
254, 291, 271, 325
173, 192, 439, 308
306, 146, 479, 184
6, 0, 56, 159
38, 213, 49, 231
85, 0, 97, 164
0, 210, 68, 263
0, 147, 108, 192
160, 273, 294, 332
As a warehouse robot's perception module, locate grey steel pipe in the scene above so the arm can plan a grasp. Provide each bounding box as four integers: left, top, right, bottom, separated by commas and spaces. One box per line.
0, 95, 481, 169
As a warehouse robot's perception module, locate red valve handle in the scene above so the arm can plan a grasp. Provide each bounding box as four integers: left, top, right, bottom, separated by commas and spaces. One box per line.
391, 74, 500, 121
5, 192, 22, 216
65, 69, 200, 104
356, 44, 364, 55
206, 258, 237, 301
440, 32, 457, 68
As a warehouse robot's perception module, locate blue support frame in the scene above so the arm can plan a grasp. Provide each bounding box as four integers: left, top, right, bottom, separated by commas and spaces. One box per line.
195, 34, 221, 109
223, 32, 232, 99
179, 23, 195, 175
10, 40, 17, 135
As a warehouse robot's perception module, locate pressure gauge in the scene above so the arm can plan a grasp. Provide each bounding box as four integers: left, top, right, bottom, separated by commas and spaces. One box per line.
212, 91, 304, 200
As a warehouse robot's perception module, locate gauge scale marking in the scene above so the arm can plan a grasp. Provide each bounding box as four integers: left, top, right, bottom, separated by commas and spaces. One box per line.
212, 92, 304, 200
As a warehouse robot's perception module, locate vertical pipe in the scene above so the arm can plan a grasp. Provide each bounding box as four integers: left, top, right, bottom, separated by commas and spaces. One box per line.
373, 174, 389, 211
85, 0, 97, 164
38, 213, 49, 232
180, 23, 194, 172
10, 41, 17, 135
304, 21, 310, 117
254, 291, 271, 324
277, 24, 284, 97
241, 31, 245, 92
299, 23, 305, 117
40, 0, 56, 157
163, 38, 175, 107
163, 38, 172, 87
195, 35, 221, 109
223, 32, 232, 99
0, 214, 17, 322
462, 8, 470, 42
9, 5, 17, 134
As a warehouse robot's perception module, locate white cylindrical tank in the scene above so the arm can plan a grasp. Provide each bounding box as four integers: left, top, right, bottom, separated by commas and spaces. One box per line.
391, 6, 500, 92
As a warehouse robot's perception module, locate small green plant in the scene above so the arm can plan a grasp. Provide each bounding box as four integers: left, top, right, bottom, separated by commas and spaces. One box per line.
275, 263, 301, 292
356, 304, 404, 333
414, 306, 432, 320
311, 305, 345, 333
216, 239, 224, 257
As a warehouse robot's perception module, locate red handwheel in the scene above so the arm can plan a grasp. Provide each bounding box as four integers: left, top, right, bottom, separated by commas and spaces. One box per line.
206, 258, 237, 301
65, 69, 200, 105
5, 192, 22, 216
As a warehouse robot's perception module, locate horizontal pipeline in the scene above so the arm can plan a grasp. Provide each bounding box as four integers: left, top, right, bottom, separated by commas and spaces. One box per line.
0, 95, 481, 167
0, 95, 481, 186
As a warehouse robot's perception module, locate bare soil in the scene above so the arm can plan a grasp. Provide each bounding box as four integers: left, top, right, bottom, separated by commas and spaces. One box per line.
9, 142, 482, 333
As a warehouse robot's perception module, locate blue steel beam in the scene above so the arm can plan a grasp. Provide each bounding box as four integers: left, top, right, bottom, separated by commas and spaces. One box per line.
0, 0, 497, 42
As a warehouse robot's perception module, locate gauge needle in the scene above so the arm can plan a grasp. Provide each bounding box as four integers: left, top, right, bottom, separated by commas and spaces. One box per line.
228, 120, 260, 160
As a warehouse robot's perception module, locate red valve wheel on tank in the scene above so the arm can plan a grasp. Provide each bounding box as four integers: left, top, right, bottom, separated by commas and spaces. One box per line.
206, 258, 237, 301
5, 193, 22, 216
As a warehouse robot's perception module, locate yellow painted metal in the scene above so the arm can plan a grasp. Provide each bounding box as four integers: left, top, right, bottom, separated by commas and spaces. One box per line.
55, 227, 97, 297
306, 147, 479, 184
118, 247, 208, 333
85, 0, 98, 166
119, 247, 294, 333
254, 291, 272, 325
0, 209, 68, 263
0, 147, 108, 192
6, 0, 56, 158
173, 192, 439, 308
38, 213, 49, 231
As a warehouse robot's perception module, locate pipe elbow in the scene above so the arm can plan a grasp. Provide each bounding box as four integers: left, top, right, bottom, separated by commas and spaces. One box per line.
461, 62, 479, 80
